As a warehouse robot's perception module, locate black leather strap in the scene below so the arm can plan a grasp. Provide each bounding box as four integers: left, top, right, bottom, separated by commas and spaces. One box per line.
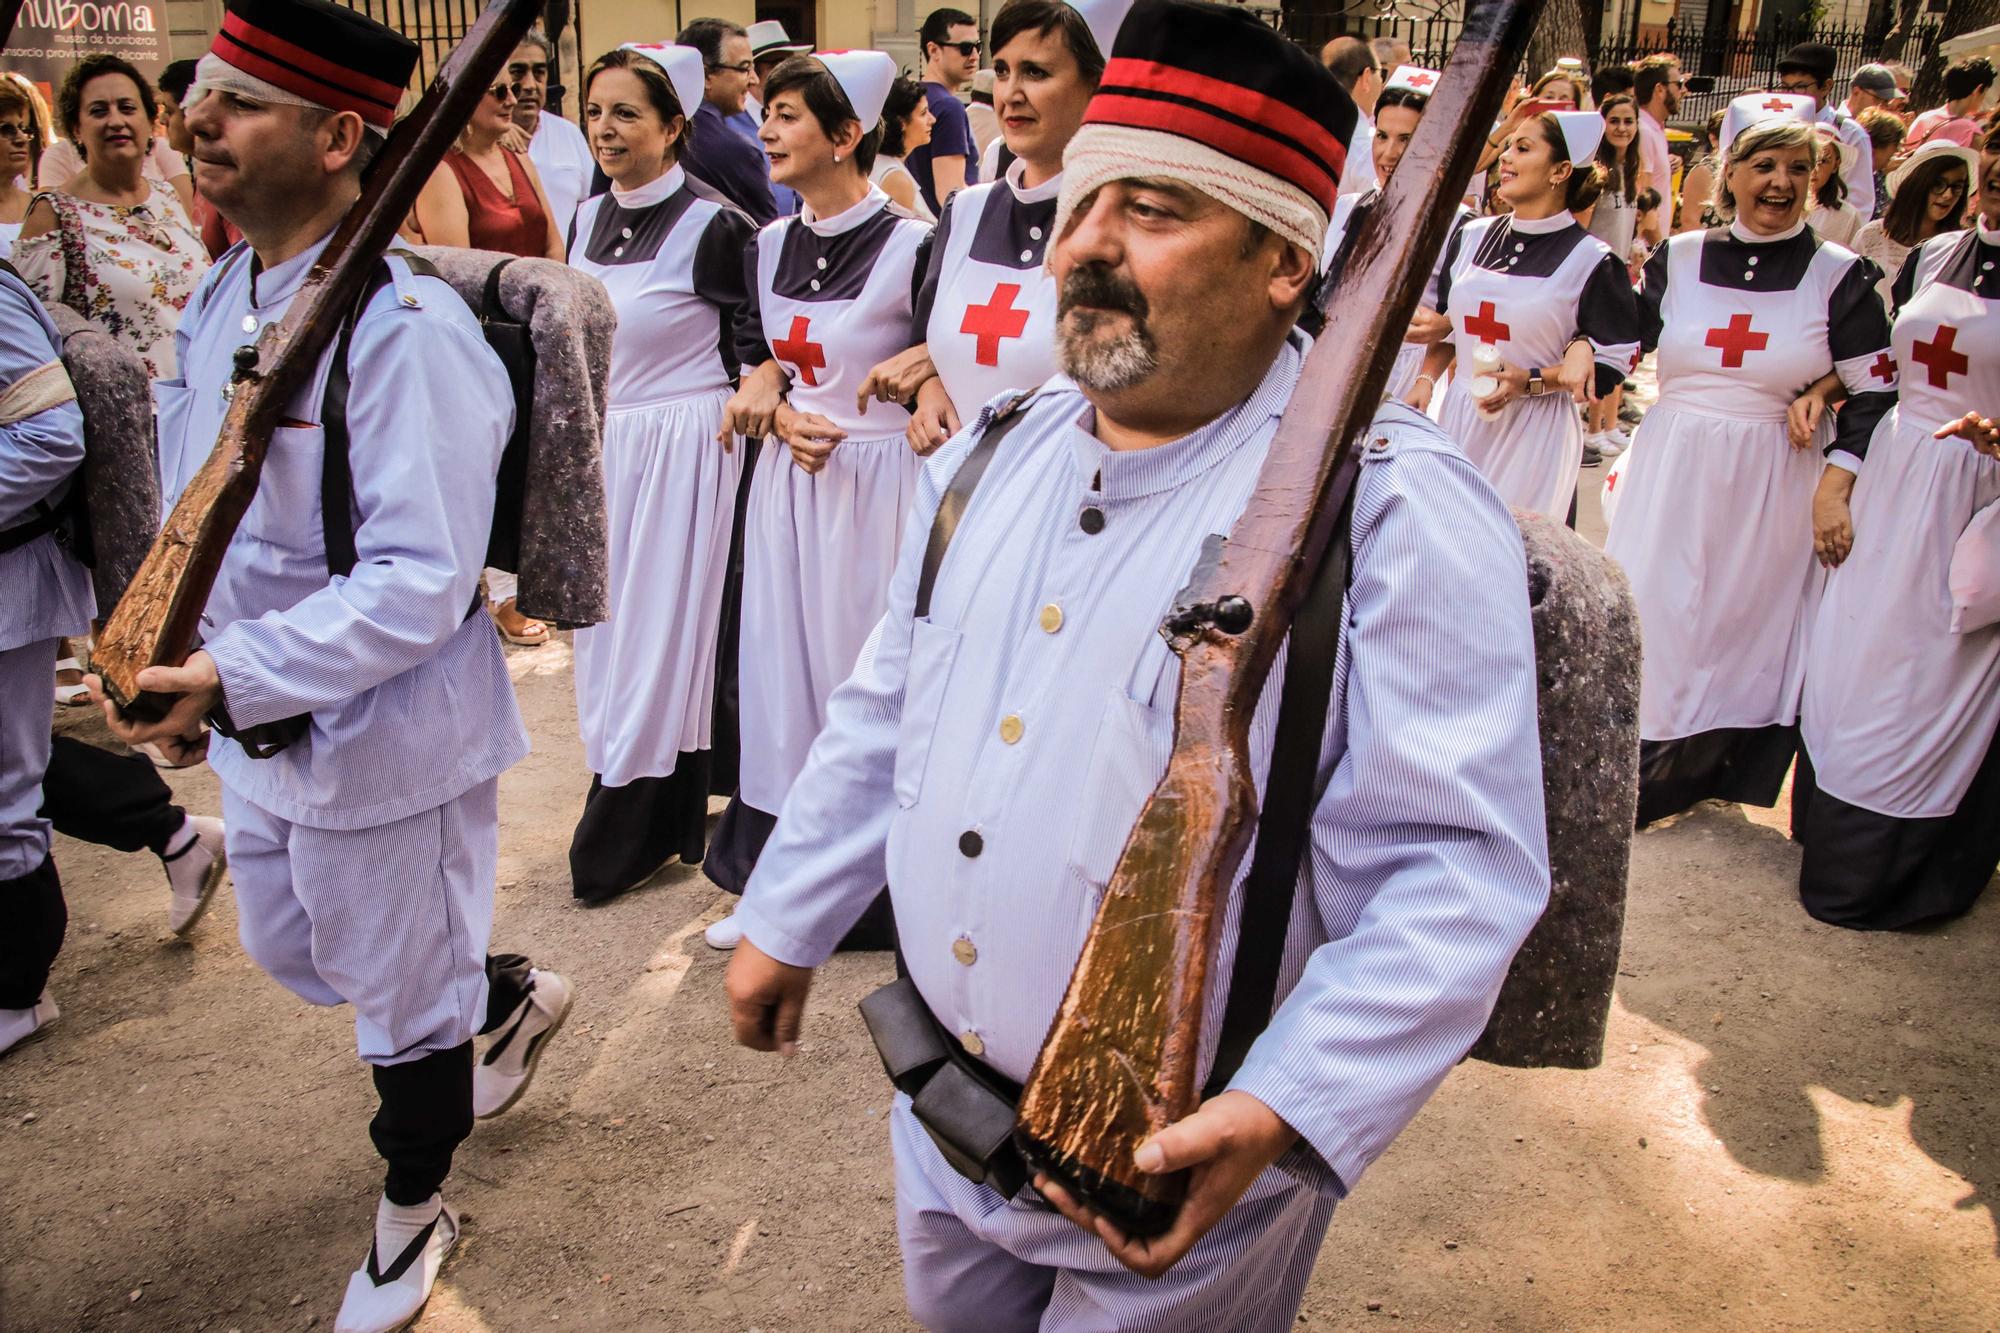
1201, 476, 1359, 1100
914, 392, 1035, 619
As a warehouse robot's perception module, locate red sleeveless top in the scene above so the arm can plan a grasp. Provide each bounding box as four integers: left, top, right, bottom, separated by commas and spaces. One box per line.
443, 147, 549, 257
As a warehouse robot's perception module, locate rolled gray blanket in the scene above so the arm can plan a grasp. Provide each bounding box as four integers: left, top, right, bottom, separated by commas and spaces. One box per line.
49, 306, 159, 617
1469, 511, 1640, 1070
412, 246, 614, 629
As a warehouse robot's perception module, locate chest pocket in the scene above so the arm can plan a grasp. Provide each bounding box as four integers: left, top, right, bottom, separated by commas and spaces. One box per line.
1064, 686, 1173, 888
239, 422, 326, 552
894, 618, 962, 809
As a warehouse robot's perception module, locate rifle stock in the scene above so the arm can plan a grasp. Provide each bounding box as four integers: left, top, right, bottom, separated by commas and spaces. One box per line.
89, 0, 544, 719
1012, 0, 1547, 1238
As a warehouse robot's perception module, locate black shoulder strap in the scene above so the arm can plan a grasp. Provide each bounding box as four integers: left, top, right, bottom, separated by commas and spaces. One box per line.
320, 251, 444, 577
1201, 479, 1358, 1100
914, 392, 1035, 618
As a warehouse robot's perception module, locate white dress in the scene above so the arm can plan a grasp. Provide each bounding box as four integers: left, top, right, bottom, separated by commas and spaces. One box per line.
917, 157, 1061, 416
1320, 189, 1472, 402
737, 186, 930, 816
568, 166, 750, 788
1435, 211, 1641, 520
1603, 220, 1894, 825
870, 157, 937, 224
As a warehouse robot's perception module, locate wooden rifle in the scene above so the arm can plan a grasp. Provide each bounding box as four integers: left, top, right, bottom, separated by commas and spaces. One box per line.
89, 0, 544, 719
1011, 0, 1548, 1239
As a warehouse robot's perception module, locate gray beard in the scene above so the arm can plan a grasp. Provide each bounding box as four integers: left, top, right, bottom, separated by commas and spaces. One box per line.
1056, 311, 1158, 392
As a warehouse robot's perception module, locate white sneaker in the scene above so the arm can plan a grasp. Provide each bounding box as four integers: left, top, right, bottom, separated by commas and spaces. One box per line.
472, 969, 573, 1119
0, 993, 59, 1058
334, 1197, 459, 1333
704, 912, 744, 951
162, 816, 227, 936
1598, 428, 1630, 456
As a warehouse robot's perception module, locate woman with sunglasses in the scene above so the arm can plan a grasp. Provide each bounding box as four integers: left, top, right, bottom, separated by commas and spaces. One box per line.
407, 68, 566, 650
1603, 100, 1894, 830
1794, 127, 2000, 930
564, 45, 755, 903
862, 0, 1109, 453
702, 51, 926, 947
0, 76, 46, 255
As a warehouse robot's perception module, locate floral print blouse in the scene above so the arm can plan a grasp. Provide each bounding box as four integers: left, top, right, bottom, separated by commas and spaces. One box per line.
13, 182, 209, 378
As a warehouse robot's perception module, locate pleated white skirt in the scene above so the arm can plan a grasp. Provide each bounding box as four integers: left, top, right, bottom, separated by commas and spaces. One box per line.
1604, 400, 1826, 742
573, 387, 740, 787
1802, 412, 2000, 817
1437, 378, 1583, 521
738, 432, 919, 813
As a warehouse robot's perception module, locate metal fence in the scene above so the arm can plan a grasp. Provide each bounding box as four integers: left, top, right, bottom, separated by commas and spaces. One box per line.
335, 0, 482, 93
1279, 4, 1942, 131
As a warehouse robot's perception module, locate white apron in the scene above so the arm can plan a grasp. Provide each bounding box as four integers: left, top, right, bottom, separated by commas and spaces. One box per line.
924, 161, 1062, 414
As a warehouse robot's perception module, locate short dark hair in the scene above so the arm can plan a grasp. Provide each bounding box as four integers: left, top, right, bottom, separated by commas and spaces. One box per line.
1634, 56, 1677, 109
920, 7, 977, 58
158, 59, 199, 101
878, 75, 925, 157
762, 54, 882, 174
1320, 36, 1377, 93
1374, 85, 1429, 116
990, 0, 1105, 86
677, 17, 746, 68
1882, 150, 1969, 246
585, 46, 697, 161
57, 54, 156, 149
1945, 57, 1997, 102
1591, 64, 1635, 103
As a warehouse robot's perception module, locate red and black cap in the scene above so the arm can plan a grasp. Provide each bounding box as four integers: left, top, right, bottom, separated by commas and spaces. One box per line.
211, 0, 418, 128
1083, 0, 1356, 215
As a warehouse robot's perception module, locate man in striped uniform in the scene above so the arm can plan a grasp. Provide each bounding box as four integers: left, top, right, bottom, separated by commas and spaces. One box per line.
724, 4, 1549, 1327
90, 2, 572, 1328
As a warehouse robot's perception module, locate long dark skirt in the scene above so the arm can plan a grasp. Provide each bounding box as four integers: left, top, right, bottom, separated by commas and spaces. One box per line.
706, 439, 760, 800
568, 757, 712, 904
1792, 722, 2000, 931
1635, 724, 1798, 829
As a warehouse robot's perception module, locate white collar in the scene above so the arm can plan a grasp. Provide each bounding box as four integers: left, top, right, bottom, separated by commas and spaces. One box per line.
1508, 209, 1574, 235
610, 163, 685, 209
799, 185, 889, 236
1730, 217, 1805, 243
1978, 214, 2000, 239
1007, 157, 1063, 203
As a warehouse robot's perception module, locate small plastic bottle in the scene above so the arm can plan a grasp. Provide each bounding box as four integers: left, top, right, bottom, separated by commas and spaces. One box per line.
1469, 343, 1503, 419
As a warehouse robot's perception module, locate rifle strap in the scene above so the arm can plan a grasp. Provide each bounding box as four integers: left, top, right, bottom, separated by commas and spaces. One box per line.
914, 389, 1036, 620
1200, 470, 1358, 1100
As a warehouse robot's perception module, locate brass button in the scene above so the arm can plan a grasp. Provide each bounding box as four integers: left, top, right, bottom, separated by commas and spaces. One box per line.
998, 714, 1024, 744
952, 937, 977, 966
1039, 603, 1064, 633
960, 1029, 985, 1056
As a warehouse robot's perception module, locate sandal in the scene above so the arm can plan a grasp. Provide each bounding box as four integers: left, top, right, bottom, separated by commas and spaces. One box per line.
54, 656, 90, 707
491, 597, 550, 647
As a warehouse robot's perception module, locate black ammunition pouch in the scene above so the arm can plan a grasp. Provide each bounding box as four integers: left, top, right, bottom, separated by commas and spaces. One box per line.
205, 699, 307, 760
859, 974, 1029, 1198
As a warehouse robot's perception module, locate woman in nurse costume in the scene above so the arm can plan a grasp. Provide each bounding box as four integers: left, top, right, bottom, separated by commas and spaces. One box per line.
1318, 64, 1470, 402
565, 45, 756, 903
1604, 97, 1896, 829
704, 50, 929, 941
1794, 132, 2000, 929
860, 0, 1119, 451
1413, 109, 1642, 522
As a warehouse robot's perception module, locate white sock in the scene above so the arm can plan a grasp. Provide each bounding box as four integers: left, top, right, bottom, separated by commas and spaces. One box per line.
374, 1193, 443, 1264
160, 816, 197, 862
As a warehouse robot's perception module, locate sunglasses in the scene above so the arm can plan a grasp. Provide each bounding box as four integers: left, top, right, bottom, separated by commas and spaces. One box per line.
942, 40, 981, 56
486, 82, 517, 102
0, 124, 30, 140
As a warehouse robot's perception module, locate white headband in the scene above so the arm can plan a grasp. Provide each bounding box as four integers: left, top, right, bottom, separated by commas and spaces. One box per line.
187, 51, 394, 137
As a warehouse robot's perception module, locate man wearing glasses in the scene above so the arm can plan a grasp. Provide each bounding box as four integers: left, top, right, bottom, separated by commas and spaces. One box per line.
676, 16, 778, 225
906, 6, 981, 216
1776, 41, 1876, 217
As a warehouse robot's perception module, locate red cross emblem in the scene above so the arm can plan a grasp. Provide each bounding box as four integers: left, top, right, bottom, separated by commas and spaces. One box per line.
1464, 301, 1511, 345
773, 315, 826, 387
1407, 71, 1435, 88
1869, 352, 1897, 383
1704, 313, 1769, 368
1761, 96, 1796, 112
961, 283, 1031, 367
1911, 325, 1969, 389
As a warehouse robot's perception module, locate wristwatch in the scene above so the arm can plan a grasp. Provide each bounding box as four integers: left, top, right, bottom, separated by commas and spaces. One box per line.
1526, 368, 1546, 396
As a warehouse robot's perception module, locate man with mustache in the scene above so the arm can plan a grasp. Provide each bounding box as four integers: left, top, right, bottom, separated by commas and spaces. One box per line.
87, 1, 574, 1328
724, 2, 1548, 1327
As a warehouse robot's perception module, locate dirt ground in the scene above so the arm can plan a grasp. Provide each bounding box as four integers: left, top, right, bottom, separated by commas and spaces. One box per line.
4, 459, 1998, 1333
